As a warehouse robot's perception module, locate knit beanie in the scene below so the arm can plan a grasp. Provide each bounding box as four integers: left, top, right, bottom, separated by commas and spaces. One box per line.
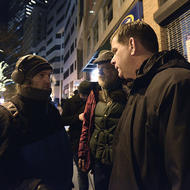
78, 80, 93, 95
11, 54, 52, 84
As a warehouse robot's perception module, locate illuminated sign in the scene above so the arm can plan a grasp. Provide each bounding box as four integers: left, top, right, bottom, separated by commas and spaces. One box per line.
120, 1, 143, 25
121, 14, 135, 25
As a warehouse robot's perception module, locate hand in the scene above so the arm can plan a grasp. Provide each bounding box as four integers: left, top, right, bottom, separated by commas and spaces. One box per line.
79, 113, 84, 121
78, 158, 86, 172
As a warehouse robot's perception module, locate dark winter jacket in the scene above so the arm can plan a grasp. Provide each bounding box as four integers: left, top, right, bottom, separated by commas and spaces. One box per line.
61, 94, 85, 153
0, 93, 73, 190
109, 50, 190, 190
78, 81, 126, 171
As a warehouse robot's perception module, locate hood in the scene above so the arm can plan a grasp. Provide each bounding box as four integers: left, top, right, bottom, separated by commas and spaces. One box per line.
134, 49, 190, 88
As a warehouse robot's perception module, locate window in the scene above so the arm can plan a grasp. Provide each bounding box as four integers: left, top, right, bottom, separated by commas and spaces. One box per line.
93, 21, 98, 45
47, 27, 53, 35
65, 17, 71, 29
75, 61, 77, 70
70, 64, 74, 74
56, 13, 65, 26
167, 8, 190, 61
70, 42, 74, 54
38, 46, 46, 53
65, 1, 71, 17
53, 68, 61, 74
64, 69, 69, 79
56, 33, 61, 38
47, 38, 53, 46
55, 80, 60, 86
71, 24, 74, 35
71, 5, 75, 16
75, 17, 77, 26
64, 33, 70, 47
103, 0, 113, 31
87, 36, 91, 56
46, 45, 61, 56
75, 38, 77, 47
48, 56, 60, 63
64, 50, 70, 63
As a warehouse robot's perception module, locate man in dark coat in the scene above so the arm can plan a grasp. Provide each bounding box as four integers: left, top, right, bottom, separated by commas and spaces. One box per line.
0, 54, 73, 190
109, 20, 190, 190
78, 50, 126, 190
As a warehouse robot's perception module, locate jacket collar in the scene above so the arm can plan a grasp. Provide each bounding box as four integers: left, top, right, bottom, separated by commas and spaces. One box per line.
132, 49, 190, 90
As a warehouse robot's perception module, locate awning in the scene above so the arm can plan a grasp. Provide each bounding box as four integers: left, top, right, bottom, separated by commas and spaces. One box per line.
82, 51, 99, 72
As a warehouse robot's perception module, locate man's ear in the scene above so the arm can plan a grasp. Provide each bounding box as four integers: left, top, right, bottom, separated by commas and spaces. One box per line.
129, 37, 135, 56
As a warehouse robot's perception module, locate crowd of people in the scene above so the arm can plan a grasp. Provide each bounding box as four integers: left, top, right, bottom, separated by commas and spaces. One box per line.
0, 20, 190, 190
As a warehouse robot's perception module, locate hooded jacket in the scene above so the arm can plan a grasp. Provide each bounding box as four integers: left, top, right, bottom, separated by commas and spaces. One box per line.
109, 50, 190, 190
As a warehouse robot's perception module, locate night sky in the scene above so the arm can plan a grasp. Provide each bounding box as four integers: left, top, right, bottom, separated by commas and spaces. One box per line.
0, 0, 9, 25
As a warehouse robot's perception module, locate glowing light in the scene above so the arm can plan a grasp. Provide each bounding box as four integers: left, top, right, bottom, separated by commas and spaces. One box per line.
31, 0, 36, 4
89, 10, 95, 14
26, 8, 32, 12
90, 67, 99, 82
26, 11, 32, 15
0, 98, 4, 104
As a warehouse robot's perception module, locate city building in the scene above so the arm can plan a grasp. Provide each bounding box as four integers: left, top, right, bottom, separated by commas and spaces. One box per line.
6, 0, 81, 103
6, 0, 49, 77
80, 0, 190, 75
23, 5, 47, 54
4, 0, 190, 103
43, 0, 79, 102
59, 0, 80, 99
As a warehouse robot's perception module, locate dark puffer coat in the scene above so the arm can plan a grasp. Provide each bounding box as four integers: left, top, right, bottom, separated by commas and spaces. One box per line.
78, 81, 126, 171
0, 94, 73, 190
109, 50, 190, 190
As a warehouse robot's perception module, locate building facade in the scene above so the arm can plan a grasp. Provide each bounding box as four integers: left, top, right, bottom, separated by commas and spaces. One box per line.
5, 0, 190, 103
7, 0, 81, 103
6, 0, 48, 77
80, 0, 190, 75
154, 0, 190, 61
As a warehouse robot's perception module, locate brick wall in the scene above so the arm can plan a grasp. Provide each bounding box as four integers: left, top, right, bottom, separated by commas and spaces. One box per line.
143, 0, 168, 51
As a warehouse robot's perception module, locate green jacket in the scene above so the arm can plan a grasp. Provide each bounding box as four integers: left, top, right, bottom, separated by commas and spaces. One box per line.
90, 88, 126, 165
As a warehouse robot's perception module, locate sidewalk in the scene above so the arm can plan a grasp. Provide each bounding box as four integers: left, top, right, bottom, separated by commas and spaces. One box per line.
72, 161, 94, 190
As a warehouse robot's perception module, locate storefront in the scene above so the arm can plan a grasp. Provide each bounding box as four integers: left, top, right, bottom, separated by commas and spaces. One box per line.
154, 0, 190, 61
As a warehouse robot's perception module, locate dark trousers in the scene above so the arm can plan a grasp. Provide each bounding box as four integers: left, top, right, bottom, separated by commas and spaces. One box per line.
93, 161, 112, 190
73, 153, 89, 190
